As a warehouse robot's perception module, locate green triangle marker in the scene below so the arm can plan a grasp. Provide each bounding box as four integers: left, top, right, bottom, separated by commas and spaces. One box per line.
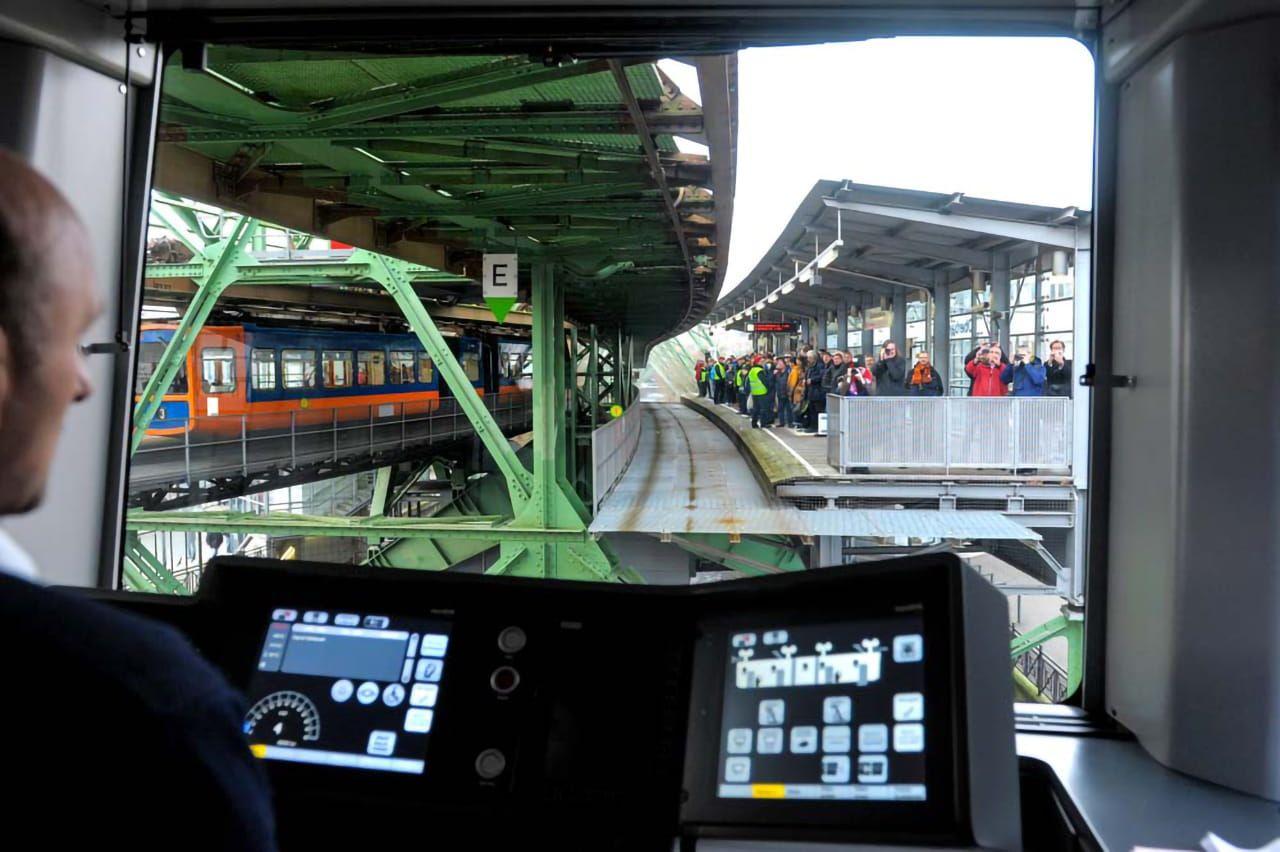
485, 296, 517, 323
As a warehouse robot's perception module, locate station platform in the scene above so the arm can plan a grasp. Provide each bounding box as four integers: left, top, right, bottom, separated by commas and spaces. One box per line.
589, 400, 1038, 543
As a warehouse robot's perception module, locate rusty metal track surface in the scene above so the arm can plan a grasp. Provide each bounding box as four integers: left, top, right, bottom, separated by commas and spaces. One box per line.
590, 403, 811, 535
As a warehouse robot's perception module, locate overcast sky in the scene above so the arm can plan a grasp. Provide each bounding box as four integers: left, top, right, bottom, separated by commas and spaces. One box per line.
661, 37, 1095, 297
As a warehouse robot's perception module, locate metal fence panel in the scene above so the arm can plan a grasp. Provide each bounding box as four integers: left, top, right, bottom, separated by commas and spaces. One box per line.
591, 406, 643, 513
828, 395, 1071, 474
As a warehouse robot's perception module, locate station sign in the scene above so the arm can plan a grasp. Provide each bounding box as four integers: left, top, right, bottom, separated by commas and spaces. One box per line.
747, 322, 799, 333
483, 253, 518, 322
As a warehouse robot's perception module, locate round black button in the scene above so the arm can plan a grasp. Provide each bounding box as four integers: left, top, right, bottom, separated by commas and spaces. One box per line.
475, 749, 507, 779
497, 626, 527, 654
490, 666, 520, 695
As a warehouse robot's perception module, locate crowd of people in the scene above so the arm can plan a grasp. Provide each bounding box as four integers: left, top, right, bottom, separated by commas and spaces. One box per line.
693, 338, 1072, 433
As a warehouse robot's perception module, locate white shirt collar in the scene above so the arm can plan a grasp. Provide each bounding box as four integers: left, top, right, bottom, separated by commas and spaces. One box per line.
0, 529, 39, 581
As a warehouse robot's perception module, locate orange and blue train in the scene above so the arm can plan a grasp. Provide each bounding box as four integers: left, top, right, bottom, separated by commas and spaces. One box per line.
137, 322, 531, 438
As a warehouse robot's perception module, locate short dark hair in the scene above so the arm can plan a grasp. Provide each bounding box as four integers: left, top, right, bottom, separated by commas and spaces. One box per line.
0, 150, 81, 365
1050, 339, 1066, 350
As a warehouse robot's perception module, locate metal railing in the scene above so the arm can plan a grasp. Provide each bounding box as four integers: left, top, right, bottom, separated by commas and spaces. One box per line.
132, 392, 532, 489
590, 405, 643, 513
1011, 626, 1072, 703
826, 395, 1072, 474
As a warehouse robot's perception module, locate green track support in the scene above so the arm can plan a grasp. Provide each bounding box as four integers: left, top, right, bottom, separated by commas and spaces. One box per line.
669, 533, 807, 577
130, 216, 259, 453
1010, 606, 1084, 701
365, 253, 623, 581
122, 532, 189, 596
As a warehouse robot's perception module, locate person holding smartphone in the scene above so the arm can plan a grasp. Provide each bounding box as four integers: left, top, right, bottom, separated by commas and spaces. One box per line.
1001, 344, 1046, 396
966, 343, 1008, 396
871, 341, 907, 396
1044, 339, 1073, 397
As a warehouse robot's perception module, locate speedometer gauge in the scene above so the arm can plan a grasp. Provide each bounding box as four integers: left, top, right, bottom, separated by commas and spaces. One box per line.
244, 691, 321, 746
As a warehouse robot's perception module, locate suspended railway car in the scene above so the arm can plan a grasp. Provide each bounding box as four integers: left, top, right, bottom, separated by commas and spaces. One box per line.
136, 323, 491, 438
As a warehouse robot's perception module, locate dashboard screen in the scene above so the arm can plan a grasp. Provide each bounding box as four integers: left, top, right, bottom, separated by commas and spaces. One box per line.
715, 614, 927, 802
244, 608, 450, 775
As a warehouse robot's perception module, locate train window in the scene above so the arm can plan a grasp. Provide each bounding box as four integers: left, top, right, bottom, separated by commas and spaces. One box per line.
200, 348, 235, 394
322, 350, 354, 388
461, 352, 481, 383
137, 339, 187, 395
417, 354, 435, 384
389, 351, 415, 384
282, 349, 316, 389
357, 351, 385, 386
251, 349, 277, 390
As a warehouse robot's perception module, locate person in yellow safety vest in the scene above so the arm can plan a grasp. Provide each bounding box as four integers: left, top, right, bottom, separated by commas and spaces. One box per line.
695, 360, 708, 397
748, 355, 773, 428
735, 359, 748, 414
710, 358, 726, 403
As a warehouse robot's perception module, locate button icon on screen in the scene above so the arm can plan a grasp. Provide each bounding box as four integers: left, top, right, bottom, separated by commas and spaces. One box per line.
356, 681, 379, 705
410, 683, 438, 707
790, 726, 818, 754
757, 727, 784, 754
758, 699, 785, 726
367, 730, 396, 756
415, 659, 444, 682
271, 609, 297, 622
894, 723, 925, 753
330, 679, 354, 703
302, 611, 329, 625
821, 754, 851, 783
727, 728, 753, 754
731, 633, 757, 649
762, 630, 788, 645
383, 683, 405, 707
822, 725, 851, 753
858, 754, 889, 783
404, 708, 434, 733
892, 634, 923, 663
823, 696, 852, 724
420, 634, 449, 657
364, 615, 390, 629
893, 692, 924, 721
858, 723, 889, 753
725, 756, 751, 783
334, 613, 359, 627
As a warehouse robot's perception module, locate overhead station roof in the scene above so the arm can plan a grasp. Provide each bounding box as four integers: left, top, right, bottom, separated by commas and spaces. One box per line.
153, 46, 736, 346
709, 180, 1089, 328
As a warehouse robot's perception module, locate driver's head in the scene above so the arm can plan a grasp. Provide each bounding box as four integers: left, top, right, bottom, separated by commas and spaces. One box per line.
0, 150, 98, 515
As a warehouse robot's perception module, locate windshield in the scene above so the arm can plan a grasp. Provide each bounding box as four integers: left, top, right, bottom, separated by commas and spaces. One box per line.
136, 340, 188, 395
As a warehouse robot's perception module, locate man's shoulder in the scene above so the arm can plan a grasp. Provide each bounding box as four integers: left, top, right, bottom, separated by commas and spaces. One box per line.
0, 574, 233, 714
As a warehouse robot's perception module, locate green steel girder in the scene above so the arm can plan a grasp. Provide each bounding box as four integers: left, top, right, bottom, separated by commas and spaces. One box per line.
174, 111, 701, 144
486, 263, 624, 581
131, 215, 259, 453
126, 509, 591, 542
122, 531, 189, 596
364, 138, 652, 174
365, 250, 535, 506
1010, 606, 1084, 701
667, 533, 807, 578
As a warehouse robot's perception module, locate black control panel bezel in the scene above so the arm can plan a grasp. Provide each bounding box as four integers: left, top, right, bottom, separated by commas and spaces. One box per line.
680, 560, 972, 846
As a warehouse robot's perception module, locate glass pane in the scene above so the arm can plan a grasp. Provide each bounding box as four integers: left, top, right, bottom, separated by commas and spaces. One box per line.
389, 351, 415, 384
322, 350, 353, 388
251, 349, 276, 390
417, 353, 435, 384
949, 288, 972, 314
1040, 299, 1074, 333
282, 349, 315, 389
201, 348, 235, 393
1010, 305, 1036, 336
461, 352, 481, 382
137, 340, 188, 394
357, 351, 385, 386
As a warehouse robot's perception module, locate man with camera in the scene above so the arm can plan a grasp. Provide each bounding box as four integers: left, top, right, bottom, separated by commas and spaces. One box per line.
1000, 344, 1047, 396
1044, 339, 1072, 397
871, 341, 907, 396
965, 342, 1008, 397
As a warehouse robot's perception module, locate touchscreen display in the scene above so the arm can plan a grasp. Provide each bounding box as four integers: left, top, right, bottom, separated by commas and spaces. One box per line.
715, 614, 927, 801
244, 608, 450, 775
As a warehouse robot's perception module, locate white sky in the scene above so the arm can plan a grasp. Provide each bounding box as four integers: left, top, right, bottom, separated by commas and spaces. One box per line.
662, 37, 1095, 296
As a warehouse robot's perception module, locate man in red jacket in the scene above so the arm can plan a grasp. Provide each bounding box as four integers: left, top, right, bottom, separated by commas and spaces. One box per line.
965, 343, 1008, 396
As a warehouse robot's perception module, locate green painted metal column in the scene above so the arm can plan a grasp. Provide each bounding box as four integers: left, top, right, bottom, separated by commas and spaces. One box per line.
130, 217, 259, 453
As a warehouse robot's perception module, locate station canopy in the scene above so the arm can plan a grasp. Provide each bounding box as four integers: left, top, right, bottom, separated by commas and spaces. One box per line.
709, 180, 1088, 329
153, 46, 736, 345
